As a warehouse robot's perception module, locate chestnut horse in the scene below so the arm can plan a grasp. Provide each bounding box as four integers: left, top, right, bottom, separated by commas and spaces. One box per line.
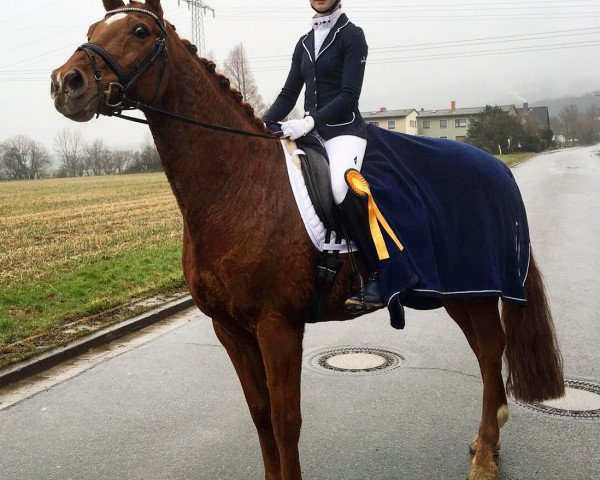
51, 2, 564, 479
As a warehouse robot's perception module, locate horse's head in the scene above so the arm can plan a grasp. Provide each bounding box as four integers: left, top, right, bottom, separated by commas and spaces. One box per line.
51, 0, 171, 122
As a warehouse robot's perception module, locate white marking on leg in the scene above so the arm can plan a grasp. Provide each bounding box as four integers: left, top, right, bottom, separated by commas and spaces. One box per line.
105, 12, 128, 25
497, 404, 509, 428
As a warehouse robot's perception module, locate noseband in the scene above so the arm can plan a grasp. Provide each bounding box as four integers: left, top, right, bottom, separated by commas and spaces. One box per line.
78, 7, 169, 110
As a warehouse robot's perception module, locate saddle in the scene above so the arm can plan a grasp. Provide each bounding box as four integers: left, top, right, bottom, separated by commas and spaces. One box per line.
296, 146, 338, 232
281, 137, 347, 321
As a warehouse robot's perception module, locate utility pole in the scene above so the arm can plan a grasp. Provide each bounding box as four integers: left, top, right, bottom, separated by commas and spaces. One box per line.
178, 0, 215, 57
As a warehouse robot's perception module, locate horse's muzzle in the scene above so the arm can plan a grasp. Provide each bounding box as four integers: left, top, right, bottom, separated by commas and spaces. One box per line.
51, 68, 98, 122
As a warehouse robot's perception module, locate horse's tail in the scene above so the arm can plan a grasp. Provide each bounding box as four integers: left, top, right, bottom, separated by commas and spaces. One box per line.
501, 251, 565, 403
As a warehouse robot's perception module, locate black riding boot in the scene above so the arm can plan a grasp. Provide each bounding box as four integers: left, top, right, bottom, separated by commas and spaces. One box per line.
338, 192, 384, 309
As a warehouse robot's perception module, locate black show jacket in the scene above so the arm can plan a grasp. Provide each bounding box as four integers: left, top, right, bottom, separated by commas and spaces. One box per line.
263, 14, 368, 141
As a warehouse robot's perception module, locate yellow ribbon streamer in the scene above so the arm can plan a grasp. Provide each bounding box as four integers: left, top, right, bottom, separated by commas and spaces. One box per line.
345, 169, 404, 260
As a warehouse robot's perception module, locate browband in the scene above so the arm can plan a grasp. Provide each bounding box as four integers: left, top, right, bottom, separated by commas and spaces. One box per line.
105, 7, 168, 34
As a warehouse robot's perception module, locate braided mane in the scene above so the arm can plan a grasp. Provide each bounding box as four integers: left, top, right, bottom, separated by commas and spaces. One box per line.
181, 39, 268, 134
124, 2, 268, 133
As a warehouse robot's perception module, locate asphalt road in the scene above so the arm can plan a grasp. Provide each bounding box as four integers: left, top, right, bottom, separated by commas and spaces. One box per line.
1, 147, 599, 480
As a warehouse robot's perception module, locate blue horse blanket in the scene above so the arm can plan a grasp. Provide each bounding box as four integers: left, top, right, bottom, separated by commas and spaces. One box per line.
360, 125, 530, 315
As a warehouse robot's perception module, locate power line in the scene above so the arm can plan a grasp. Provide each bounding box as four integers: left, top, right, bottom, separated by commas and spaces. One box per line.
253, 40, 600, 72
217, 15, 600, 23
220, 5, 600, 14
0, 0, 69, 25
3, 37, 598, 83
0, 43, 75, 70
0, 26, 83, 56
342, 0, 600, 5
3, 26, 600, 74
369, 41, 600, 66
246, 27, 600, 63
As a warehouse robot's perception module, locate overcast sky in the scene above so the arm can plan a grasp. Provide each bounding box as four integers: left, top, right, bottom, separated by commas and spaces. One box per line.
1, 0, 600, 149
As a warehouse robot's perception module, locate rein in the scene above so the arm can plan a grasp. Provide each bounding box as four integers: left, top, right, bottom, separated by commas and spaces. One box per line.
78, 7, 279, 141
115, 98, 281, 140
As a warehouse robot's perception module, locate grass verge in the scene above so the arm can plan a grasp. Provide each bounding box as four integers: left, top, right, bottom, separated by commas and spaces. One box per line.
496, 152, 537, 167
0, 244, 186, 369
0, 173, 186, 369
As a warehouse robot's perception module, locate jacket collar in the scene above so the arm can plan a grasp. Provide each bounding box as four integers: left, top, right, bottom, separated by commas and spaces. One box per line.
302, 13, 349, 62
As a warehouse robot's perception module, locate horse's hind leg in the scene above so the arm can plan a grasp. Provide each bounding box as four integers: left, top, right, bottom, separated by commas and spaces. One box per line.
213, 320, 281, 480
257, 311, 304, 480
444, 299, 508, 480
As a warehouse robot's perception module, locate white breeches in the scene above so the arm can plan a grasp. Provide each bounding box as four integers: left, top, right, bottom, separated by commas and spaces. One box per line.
324, 135, 368, 205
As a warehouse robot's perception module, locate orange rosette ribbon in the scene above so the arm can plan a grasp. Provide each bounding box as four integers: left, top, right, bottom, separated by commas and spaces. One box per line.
344, 169, 404, 261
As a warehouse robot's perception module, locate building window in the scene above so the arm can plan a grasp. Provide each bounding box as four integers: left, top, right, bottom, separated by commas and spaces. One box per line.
455, 118, 467, 128
368, 121, 379, 127
440, 119, 447, 128
388, 120, 396, 130
410, 120, 417, 128
423, 120, 430, 129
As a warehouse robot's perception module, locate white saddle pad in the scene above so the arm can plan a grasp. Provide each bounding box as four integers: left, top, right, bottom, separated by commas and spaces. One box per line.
281, 140, 354, 253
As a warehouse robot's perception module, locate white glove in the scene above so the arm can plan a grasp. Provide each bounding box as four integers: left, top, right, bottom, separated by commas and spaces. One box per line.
281, 116, 315, 141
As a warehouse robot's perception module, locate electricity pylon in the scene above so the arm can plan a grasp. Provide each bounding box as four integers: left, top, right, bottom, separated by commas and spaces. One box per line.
178, 0, 215, 57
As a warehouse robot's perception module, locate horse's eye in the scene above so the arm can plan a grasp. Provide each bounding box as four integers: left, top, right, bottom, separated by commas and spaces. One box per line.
134, 25, 149, 39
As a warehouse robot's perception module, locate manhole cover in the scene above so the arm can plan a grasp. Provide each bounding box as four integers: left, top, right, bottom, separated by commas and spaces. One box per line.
313, 347, 403, 374
517, 379, 600, 419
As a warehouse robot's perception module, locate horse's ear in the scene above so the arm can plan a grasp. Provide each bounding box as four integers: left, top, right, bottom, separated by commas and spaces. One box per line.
103, 0, 125, 11
145, 0, 164, 17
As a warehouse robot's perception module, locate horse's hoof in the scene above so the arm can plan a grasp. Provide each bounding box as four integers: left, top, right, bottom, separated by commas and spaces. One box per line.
469, 435, 501, 457
467, 464, 498, 480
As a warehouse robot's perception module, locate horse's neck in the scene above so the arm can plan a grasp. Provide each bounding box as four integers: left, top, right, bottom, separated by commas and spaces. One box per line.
146, 50, 284, 230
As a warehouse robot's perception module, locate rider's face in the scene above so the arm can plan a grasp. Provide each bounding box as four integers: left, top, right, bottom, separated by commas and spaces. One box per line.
310, 0, 338, 15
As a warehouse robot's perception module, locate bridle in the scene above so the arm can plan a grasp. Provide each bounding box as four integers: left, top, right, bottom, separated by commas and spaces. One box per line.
77, 7, 279, 140
78, 7, 168, 110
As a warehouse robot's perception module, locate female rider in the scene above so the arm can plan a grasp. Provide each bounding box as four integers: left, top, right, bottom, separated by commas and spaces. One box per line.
263, 0, 382, 308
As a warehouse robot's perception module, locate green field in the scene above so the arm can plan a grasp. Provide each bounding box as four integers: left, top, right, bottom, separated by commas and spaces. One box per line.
0, 174, 186, 368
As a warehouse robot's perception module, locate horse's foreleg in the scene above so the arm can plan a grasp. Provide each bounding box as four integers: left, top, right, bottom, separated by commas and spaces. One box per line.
213, 320, 281, 480
257, 312, 304, 480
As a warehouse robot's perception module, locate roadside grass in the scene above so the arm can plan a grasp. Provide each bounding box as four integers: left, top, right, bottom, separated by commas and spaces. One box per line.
496, 151, 537, 167
0, 173, 185, 366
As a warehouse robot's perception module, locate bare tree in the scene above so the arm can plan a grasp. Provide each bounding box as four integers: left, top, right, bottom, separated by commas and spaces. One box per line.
54, 128, 85, 177
557, 104, 600, 145
126, 136, 162, 173
559, 105, 580, 142
0, 135, 51, 180
103, 148, 132, 175
285, 107, 303, 121
85, 139, 111, 176
583, 105, 600, 145
262, 104, 302, 122
223, 43, 267, 116
204, 49, 216, 62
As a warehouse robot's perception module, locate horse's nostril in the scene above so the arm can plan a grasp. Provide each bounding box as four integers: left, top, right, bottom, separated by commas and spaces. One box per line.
64, 69, 85, 94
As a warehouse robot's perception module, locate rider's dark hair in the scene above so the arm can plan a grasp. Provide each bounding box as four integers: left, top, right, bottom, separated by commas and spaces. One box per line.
311, 0, 342, 15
